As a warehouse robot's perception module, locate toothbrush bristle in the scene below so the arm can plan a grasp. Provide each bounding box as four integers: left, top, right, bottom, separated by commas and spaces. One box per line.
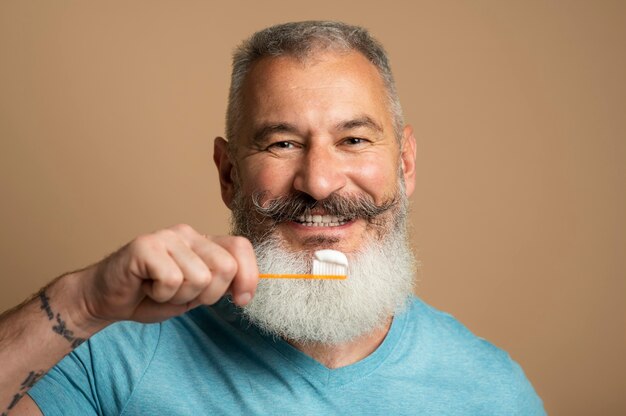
259, 249, 348, 279
311, 250, 349, 277
312, 260, 348, 276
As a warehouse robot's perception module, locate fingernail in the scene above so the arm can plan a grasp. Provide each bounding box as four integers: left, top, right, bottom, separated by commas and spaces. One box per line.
237, 292, 252, 305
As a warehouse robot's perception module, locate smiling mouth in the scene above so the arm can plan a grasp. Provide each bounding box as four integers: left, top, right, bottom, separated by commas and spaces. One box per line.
294, 214, 350, 227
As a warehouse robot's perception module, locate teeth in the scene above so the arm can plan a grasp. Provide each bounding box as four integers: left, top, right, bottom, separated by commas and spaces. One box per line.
295, 214, 348, 227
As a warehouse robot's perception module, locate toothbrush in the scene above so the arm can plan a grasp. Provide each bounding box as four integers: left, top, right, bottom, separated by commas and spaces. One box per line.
259, 249, 348, 280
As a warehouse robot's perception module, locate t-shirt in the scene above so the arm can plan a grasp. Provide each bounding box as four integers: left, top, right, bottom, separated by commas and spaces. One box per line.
29, 296, 545, 415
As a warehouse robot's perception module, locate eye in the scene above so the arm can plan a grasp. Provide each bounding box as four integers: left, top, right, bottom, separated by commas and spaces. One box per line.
267, 141, 295, 150
342, 137, 368, 146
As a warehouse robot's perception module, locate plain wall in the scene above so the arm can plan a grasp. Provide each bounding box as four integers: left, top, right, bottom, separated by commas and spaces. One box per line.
1, 1, 624, 414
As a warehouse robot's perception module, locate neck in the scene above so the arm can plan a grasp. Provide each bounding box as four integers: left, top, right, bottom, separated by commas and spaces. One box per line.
288, 318, 392, 369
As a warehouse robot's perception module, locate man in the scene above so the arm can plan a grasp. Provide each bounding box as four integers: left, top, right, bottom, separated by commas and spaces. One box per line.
0, 21, 545, 415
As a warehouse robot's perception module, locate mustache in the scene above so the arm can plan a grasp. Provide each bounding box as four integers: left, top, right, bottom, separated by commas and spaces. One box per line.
250, 191, 399, 223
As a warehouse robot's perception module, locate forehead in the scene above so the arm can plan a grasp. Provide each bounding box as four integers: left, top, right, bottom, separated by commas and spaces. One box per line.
238, 50, 392, 131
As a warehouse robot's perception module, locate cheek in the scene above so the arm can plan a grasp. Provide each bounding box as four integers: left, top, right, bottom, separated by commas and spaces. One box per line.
239, 160, 294, 196
348, 156, 398, 201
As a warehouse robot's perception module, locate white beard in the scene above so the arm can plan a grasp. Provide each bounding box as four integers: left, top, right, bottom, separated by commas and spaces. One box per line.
240, 222, 416, 345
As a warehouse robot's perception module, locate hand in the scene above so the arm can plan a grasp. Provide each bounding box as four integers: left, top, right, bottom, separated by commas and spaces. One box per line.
77, 224, 259, 325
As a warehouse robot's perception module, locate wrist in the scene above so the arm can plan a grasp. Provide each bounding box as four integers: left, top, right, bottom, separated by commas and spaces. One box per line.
45, 268, 111, 340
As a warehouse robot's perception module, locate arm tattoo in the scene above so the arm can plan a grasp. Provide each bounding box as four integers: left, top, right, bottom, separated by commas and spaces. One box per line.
1, 370, 45, 415
39, 290, 86, 349
1, 291, 87, 414
39, 291, 54, 320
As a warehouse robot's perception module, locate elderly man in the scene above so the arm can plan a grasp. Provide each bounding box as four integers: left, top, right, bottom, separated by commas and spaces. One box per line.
0, 21, 545, 415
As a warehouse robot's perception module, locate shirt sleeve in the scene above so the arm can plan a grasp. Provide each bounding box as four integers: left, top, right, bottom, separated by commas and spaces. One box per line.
28, 321, 161, 416
502, 357, 546, 416
472, 344, 547, 416
28, 340, 101, 415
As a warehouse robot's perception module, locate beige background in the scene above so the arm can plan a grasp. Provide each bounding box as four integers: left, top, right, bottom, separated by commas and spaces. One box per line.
1, 1, 624, 414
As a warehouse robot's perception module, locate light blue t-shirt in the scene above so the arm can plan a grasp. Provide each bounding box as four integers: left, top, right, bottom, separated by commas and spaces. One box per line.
29, 296, 545, 415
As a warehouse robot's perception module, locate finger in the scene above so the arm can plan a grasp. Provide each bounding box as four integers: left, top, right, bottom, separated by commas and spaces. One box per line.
190, 240, 239, 305
165, 225, 227, 304
136, 228, 206, 304
167, 223, 203, 243
165, 236, 213, 305
209, 236, 259, 306
141, 248, 184, 303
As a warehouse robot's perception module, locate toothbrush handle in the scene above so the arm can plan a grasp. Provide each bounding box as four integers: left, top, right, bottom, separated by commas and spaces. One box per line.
259, 274, 346, 280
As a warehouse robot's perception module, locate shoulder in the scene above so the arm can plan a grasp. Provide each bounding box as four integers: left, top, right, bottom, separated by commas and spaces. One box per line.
398, 297, 546, 414
27, 320, 163, 414
402, 296, 515, 363
28, 311, 216, 414
401, 296, 528, 376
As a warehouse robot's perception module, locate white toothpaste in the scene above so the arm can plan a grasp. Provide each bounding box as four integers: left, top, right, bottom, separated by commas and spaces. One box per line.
312, 249, 349, 277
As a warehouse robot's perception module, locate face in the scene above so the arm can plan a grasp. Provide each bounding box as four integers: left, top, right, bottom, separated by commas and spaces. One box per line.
216, 50, 416, 254
214, 50, 418, 344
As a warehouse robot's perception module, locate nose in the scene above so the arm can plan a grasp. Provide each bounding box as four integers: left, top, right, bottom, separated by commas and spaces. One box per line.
292, 143, 347, 201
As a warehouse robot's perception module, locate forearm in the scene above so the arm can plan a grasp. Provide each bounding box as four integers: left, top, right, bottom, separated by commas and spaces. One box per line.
0, 270, 108, 414
0, 225, 258, 414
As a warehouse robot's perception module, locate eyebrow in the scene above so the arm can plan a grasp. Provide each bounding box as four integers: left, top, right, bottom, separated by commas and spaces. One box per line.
251, 116, 384, 145
336, 116, 384, 134
252, 123, 300, 145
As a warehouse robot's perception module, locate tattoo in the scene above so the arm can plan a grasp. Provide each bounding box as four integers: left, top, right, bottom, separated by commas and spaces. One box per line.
20, 370, 45, 389
7, 393, 22, 410
39, 291, 54, 320
1, 370, 46, 414
39, 290, 86, 349
53, 313, 86, 348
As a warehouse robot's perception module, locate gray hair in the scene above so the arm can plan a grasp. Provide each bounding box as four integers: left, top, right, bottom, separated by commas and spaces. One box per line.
225, 21, 404, 150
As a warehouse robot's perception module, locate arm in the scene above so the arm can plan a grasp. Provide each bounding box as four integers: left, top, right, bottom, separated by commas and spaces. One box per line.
0, 272, 97, 416
0, 224, 259, 415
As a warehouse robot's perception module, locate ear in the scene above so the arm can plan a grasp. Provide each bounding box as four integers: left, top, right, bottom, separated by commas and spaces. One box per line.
213, 137, 236, 209
400, 125, 417, 197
